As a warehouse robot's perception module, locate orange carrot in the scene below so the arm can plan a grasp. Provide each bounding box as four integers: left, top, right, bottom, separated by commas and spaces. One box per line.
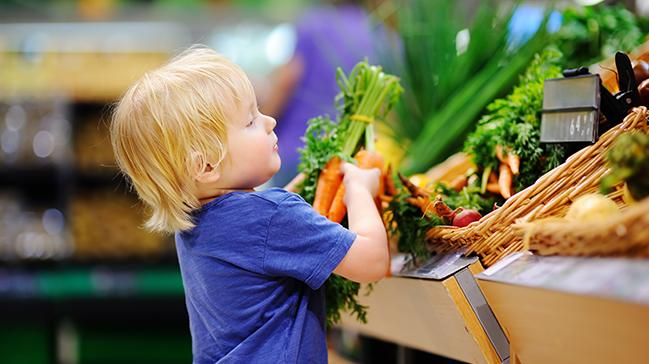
450, 175, 468, 192
495, 145, 506, 163
312, 157, 343, 216
384, 164, 397, 196
489, 171, 498, 184
328, 183, 348, 223
498, 162, 513, 199
496, 145, 520, 175
328, 150, 384, 223
486, 182, 501, 194
507, 152, 520, 175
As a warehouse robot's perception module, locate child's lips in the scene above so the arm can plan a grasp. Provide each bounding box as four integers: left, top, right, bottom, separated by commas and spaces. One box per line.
273, 143, 279, 152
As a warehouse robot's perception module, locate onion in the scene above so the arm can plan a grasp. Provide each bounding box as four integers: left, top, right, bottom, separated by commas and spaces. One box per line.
566, 194, 620, 222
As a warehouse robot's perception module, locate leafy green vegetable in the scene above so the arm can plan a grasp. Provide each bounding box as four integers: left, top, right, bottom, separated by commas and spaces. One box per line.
464, 48, 565, 191
601, 132, 649, 200
335, 63, 403, 155
386, 0, 515, 142
434, 183, 499, 215
325, 275, 367, 326
386, 177, 442, 261
385, 0, 552, 175
555, 4, 647, 68
298, 115, 343, 204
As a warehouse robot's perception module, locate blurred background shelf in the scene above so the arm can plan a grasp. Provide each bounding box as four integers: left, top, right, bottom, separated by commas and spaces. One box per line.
0, 265, 183, 300
0, 6, 300, 362
0, 265, 188, 364
0, 22, 189, 103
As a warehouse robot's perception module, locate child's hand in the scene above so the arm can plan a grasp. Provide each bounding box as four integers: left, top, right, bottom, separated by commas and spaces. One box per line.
341, 162, 380, 198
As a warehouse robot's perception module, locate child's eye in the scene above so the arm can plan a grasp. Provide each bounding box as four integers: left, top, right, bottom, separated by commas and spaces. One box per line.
246, 118, 255, 127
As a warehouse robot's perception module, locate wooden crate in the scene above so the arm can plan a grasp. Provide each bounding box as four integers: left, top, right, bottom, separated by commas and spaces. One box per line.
339, 260, 509, 364
476, 254, 649, 364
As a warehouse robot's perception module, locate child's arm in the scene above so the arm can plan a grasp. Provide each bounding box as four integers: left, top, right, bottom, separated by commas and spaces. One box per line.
333, 163, 389, 284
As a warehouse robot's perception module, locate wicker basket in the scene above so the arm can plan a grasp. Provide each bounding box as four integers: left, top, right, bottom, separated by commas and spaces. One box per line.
425, 107, 649, 266
514, 196, 649, 258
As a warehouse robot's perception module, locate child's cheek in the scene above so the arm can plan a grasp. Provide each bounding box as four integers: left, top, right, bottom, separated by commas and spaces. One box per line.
244, 138, 267, 166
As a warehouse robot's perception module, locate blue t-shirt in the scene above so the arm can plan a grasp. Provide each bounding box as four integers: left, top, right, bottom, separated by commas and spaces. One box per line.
175, 188, 356, 363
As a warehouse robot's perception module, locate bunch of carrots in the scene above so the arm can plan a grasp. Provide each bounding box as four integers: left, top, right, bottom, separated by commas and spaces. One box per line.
309, 61, 402, 223
481, 145, 520, 199
296, 61, 402, 326
314, 150, 385, 223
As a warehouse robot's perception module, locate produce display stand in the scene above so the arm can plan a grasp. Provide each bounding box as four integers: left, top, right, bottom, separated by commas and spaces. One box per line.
476, 252, 649, 364
339, 251, 510, 364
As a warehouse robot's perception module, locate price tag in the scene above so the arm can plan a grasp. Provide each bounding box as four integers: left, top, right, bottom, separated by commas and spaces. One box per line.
541, 74, 600, 144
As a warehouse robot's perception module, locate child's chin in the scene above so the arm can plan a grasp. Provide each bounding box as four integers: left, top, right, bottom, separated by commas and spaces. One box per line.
272, 158, 281, 173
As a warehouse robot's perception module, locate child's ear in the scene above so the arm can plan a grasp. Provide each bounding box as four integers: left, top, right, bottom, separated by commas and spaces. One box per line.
195, 163, 221, 184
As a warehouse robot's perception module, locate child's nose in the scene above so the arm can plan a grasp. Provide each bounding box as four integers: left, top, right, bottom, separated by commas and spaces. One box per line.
265, 115, 276, 132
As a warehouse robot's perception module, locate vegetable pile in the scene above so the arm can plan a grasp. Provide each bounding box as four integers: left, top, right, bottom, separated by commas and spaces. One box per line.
464, 48, 566, 194
385, 175, 497, 261
297, 61, 402, 326
384, 3, 649, 265
601, 132, 649, 201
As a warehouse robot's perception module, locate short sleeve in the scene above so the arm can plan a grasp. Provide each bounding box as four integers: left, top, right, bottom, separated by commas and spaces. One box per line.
263, 194, 356, 290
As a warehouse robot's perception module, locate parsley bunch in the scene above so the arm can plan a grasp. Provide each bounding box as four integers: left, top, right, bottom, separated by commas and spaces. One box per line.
464, 48, 566, 191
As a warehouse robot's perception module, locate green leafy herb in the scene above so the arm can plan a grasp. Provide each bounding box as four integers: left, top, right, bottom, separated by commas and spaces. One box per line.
297, 115, 343, 204
386, 178, 442, 262
325, 275, 367, 327
434, 183, 499, 215
464, 48, 565, 191
555, 5, 647, 68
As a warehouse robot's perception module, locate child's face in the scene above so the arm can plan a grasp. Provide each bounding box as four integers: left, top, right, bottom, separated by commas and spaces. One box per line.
217, 93, 281, 189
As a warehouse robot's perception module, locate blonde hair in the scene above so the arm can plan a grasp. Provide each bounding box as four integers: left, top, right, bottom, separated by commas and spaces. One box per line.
110, 46, 255, 233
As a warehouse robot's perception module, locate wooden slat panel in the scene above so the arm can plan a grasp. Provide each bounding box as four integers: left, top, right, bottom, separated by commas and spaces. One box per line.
339, 275, 488, 364
479, 280, 649, 364
443, 276, 500, 364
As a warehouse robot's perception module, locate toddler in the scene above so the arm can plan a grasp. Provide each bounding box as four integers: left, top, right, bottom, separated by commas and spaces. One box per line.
110, 46, 388, 363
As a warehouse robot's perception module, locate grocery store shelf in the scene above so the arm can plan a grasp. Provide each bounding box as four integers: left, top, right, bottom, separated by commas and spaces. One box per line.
339, 256, 509, 364
476, 253, 649, 364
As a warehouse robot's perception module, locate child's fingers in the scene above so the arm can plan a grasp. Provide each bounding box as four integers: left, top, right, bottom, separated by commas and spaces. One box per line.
341, 163, 379, 178
340, 162, 348, 174
340, 162, 357, 174
369, 168, 381, 178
